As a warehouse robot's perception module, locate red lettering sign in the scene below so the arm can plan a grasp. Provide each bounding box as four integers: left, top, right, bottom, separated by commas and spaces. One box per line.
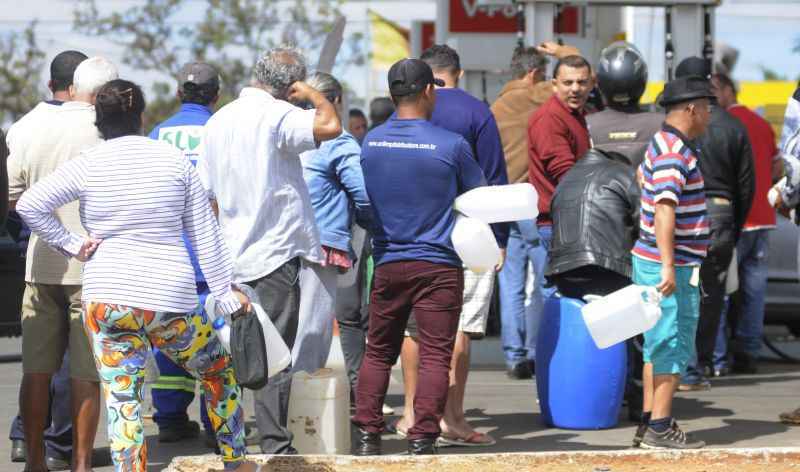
449, 0, 518, 33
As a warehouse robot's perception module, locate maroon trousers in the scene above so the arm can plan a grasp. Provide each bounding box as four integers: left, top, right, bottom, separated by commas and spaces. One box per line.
352, 260, 463, 440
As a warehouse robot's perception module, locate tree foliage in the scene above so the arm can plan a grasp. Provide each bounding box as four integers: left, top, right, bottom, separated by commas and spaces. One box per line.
0, 22, 46, 126
73, 0, 363, 130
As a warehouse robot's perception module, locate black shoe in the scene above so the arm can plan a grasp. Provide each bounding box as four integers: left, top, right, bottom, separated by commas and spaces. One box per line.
640, 420, 705, 449
45, 455, 71, 471
507, 362, 533, 380
10, 439, 25, 463
632, 422, 648, 447
732, 352, 758, 374
408, 437, 437, 455
158, 420, 200, 443
352, 427, 381, 456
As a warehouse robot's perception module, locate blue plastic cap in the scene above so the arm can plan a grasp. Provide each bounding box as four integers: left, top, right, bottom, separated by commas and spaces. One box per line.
212, 317, 226, 330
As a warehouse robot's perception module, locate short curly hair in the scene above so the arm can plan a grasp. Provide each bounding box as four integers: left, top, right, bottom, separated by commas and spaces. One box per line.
253, 46, 307, 100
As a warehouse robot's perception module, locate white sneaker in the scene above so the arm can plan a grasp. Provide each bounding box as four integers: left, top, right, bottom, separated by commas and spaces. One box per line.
382, 403, 395, 415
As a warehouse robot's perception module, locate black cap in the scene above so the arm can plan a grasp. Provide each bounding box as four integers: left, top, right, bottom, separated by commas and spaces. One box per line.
675, 56, 711, 80
659, 75, 715, 107
387, 59, 444, 97
177, 62, 220, 89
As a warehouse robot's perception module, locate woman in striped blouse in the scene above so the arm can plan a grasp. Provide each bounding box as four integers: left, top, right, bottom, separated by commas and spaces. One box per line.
17, 79, 260, 472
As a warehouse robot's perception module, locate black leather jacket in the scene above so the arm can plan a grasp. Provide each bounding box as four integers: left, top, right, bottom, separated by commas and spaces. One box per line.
546, 148, 640, 279
695, 106, 755, 237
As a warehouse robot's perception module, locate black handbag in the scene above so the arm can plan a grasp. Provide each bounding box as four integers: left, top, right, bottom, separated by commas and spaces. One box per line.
229, 309, 269, 390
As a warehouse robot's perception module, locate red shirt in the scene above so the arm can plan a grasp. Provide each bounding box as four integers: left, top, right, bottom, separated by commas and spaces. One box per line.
527, 94, 591, 225
728, 104, 778, 230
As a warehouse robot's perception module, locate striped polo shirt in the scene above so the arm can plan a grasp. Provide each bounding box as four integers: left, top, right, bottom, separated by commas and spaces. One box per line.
632, 124, 710, 266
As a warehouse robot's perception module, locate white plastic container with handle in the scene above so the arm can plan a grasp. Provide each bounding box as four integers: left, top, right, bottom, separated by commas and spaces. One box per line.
450, 213, 501, 273
454, 183, 539, 223
205, 286, 292, 378
580, 285, 663, 349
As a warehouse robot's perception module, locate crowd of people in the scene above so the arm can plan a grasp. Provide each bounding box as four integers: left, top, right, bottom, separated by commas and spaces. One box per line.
2, 35, 799, 471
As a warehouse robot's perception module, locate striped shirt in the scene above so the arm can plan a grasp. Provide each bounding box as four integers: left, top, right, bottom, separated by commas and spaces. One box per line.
632, 125, 710, 266
16, 135, 241, 315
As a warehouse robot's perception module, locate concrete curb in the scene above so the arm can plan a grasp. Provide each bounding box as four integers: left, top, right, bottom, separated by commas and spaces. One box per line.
166, 447, 800, 471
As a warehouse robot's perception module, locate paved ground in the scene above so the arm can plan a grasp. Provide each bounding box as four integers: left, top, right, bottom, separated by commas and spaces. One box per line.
1, 327, 800, 471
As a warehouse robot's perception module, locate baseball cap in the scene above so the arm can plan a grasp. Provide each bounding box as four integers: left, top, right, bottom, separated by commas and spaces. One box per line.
675, 56, 711, 80
659, 75, 715, 107
387, 59, 444, 97
177, 62, 220, 89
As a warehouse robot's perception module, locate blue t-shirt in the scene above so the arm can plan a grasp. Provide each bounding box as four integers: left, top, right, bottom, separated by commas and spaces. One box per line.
430, 88, 509, 246
148, 103, 213, 283
361, 117, 486, 267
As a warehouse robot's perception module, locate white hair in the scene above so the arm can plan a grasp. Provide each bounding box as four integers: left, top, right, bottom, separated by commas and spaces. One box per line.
73, 56, 119, 96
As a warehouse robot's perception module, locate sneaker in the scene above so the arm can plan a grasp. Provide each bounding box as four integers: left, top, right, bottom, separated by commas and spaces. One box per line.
507, 362, 533, 380
640, 420, 705, 449
632, 422, 648, 447
677, 380, 711, 392
713, 366, 730, 377
382, 403, 395, 415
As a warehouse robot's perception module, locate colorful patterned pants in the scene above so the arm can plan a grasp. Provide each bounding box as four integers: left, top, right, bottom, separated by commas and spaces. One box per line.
83, 302, 246, 471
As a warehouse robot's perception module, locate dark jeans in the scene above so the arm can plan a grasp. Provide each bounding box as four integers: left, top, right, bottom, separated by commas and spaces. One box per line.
691, 200, 736, 378
245, 257, 301, 454
10, 350, 71, 459
335, 226, 370, 398
353, 260, 463, 440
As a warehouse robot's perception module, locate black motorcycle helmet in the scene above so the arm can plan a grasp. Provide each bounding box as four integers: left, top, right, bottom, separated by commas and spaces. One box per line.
597, 41, 648, 108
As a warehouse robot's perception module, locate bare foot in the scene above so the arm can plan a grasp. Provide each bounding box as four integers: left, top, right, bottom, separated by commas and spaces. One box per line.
395, 415, 413, 435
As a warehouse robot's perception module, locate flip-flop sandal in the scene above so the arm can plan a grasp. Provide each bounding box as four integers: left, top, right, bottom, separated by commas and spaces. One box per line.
779, 408, 800, 425
437, 432, 496, 447
384, 420, 408, 438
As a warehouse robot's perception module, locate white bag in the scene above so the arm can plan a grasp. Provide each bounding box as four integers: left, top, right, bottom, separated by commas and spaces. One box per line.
205, 286, 292, 378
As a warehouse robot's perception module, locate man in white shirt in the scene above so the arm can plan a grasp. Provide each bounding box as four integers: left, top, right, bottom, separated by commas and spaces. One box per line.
7, 55, 118, 472
199, 46, 341, 454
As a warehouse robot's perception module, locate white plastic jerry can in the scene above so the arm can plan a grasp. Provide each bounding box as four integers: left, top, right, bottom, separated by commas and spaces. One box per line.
454, 183, 539, 223
288, 368, 351, 454
450, 213, 502, 273
580, 285, 663, 349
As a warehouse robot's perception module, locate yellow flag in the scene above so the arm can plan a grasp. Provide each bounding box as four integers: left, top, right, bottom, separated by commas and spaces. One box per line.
369, 10, 410, 70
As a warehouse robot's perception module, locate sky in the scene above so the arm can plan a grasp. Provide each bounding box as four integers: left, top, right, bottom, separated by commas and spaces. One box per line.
1, 0, 798, 106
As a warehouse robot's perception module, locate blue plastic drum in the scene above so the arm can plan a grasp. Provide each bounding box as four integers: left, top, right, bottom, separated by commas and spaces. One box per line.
535, 294, 627, 429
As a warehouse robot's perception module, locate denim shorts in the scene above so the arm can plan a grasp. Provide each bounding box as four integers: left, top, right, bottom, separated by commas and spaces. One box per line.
632, 256, 700, 376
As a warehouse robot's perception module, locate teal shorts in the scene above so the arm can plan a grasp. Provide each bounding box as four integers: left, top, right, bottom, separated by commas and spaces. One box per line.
632, 256, 700, 376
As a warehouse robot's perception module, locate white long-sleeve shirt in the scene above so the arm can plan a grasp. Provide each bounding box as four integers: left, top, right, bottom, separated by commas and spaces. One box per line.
16, 135, 241, 315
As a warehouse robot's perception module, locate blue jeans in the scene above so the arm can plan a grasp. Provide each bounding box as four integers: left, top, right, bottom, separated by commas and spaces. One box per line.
498, 221, 553, 368
714, 230, 769, 368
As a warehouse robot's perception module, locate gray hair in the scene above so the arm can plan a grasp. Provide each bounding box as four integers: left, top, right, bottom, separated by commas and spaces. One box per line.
253, 46, 307, 99
510, 47, 548, 80
305, 72, 343, 104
